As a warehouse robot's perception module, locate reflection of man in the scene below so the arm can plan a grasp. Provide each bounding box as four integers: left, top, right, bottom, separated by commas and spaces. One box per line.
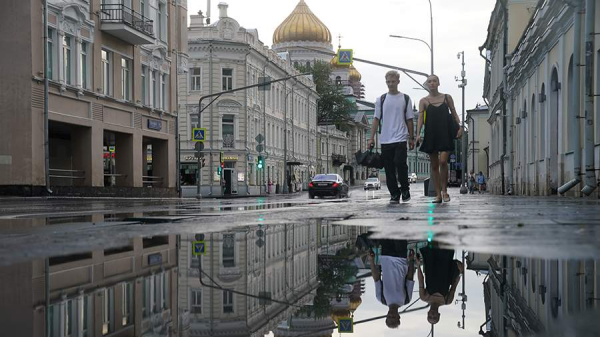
367, 239, 415, 329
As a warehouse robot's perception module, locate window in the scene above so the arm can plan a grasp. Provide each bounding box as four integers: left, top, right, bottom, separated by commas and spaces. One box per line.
222, 68, 233, 91
62, 35, 72, 85
158, 2, 167, 42
47, 28, 55, 80
80, 42, 88, 89
222, 234, 235, 267
162, 272, 169, 310
151, 70, 157, 107
102, 288, 114, 335
191, 113, 200, 129
121, 58, 131, 101
141, 65, 147, 105
122, 283, 132, 326
81, 295, 91, 337
142, 277, 150, 318
222, 115, 235, 148
161, 74, 167, 110
223, 290, 234, 313
140, 0, 146, 16
190, 67, 201, 91
191, 289, 202, 314
101, 50, 111, 96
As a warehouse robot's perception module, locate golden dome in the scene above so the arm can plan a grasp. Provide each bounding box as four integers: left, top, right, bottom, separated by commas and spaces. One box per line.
273, 0, 332, 45
330, 309, 351, 323
348, 296, 362, 311
349, 65, 362, 82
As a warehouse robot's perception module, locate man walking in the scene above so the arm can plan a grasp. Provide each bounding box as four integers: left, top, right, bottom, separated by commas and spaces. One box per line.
368, 70, 415, 204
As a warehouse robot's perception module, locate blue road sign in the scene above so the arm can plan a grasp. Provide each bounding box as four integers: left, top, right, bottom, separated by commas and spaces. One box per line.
193, 241, 205, 256
192, 128, 206, 142
337, 49, 353, 66
338, 318, 353, 333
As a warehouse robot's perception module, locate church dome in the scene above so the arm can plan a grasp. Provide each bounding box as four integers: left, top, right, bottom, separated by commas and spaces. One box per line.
349, 65, 362, 82
273, 0, 332, 45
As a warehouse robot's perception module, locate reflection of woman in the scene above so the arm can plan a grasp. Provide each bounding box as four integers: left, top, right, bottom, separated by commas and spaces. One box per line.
417, 245, 463, 324
416, 75, 462, 203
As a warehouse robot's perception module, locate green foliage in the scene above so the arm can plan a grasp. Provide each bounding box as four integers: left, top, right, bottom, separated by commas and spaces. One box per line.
295, 61, 356, 128
311, 256, 359, 319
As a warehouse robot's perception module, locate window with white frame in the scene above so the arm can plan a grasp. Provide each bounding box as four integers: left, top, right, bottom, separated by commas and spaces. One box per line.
191, 289, 202, 314
222, 115, 235, 148
222, 68, 233, 91
161, 74, 167, 110
122, 282, 133, 326
223, 290, 234, 313
121, 58, 131, 101
190, 67, 201, 91
141, 65, 147, 105
158, 2, 167, 42
102, 288, 114, 335
151, 70, 157, 107
142, 277, 151, 318
62, 35, 72, 85
47, 28, 55, 80
162, 272, 169, 310
222, 234, 235, 267
140, 0, 146, 16
101, 49, 111, 96
80, 42, 88, 89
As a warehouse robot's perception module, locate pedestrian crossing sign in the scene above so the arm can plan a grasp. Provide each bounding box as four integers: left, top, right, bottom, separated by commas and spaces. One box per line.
193, 241, 206, 256
337, 49, 353, 66
338, 317, 353, 333
192, 128, 206, 142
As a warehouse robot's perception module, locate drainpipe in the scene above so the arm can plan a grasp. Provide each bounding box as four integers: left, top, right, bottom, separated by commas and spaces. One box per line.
501, 0, 511, 195
244, 48, 251, 194
559, 2, 584, 194
43, 0, 52, 196
582, 0, 597, 196
209, 42, 213, 195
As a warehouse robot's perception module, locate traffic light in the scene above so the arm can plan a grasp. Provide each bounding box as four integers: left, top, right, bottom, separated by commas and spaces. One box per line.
257, 155, 264, 169
218, 151, 224, 175
201, 157, 206, 168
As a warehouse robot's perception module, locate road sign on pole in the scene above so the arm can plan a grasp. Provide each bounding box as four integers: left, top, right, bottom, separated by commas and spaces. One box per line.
255, 134, 264, 144
192, 128, 206, 142
192, 241, 206, 256
337, 49, 353, 66
256, 144, 264, 153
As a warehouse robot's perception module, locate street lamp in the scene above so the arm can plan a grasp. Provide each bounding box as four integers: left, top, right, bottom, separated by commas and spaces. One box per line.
457, 51, 468, 194
389, 0, 434, 74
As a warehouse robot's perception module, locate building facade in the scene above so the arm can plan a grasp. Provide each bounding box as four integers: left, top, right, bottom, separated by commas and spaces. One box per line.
467, 105, 491, 177
482, 0, 600, 197
0, 0, 188, 196
178, 4, 318, 197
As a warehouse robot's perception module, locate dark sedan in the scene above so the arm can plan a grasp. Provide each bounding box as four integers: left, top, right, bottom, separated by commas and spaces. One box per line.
308, 174, 349, 199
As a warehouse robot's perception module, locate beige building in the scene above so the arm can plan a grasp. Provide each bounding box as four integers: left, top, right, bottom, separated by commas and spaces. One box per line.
0, 0, 188, 197
484, 254, 599, 336
178, 4, 318, 197
467, 105, 490, 177
0, 227, 178, 337
481, 0, 600, 196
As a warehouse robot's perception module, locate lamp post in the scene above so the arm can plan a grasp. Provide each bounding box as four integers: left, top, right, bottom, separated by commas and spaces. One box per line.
457, 51, 468, 194
389, 0, 434, 74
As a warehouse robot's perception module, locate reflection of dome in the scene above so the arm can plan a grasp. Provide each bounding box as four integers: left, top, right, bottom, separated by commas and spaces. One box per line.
348, 296, 362, 311
330, 309, 351, 323
349, 65, 362, 82
273, 0, 332, 44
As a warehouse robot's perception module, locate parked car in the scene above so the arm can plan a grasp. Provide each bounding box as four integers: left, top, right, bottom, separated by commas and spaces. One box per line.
364, 177, 381, 190
410, 173, 417, 183
309, 174, 349, 199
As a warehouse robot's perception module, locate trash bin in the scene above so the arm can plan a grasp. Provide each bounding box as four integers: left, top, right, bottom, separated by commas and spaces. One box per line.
424, 178, 430, 197
276, 183, 280, 194
423, 177, 437, 197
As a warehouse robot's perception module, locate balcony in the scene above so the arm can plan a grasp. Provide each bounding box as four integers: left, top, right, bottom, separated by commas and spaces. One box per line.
332, 154, 347, 165
100, 4, 154, 45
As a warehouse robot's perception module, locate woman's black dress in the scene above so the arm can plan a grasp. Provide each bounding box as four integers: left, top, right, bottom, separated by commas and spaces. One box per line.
419, 246, 460, 300
419, 95, 455, 154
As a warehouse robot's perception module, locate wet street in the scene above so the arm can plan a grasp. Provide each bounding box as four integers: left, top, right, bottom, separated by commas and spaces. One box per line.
1, 184, 600, 336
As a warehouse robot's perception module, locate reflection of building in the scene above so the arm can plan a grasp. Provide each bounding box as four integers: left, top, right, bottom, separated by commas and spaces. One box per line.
0, 0, 187, 196
481, 0, 600, 197
179, 4, 318, 197
0, 234, 178, 337
483, 255, 599, 336
178, 224, 319, 336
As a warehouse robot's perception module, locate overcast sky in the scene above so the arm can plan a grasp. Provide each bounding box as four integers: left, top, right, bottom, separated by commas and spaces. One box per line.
187, 0, 496, 120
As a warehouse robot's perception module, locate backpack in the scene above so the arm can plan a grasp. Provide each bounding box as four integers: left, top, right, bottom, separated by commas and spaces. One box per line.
378, 93, 410, 134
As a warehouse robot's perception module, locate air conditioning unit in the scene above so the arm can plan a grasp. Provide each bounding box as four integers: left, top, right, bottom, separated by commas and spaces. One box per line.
521, 110, 528, 119
516, 117, 521, 125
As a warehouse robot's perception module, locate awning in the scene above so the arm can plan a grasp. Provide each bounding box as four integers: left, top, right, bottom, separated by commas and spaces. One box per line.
286, 161, 303, 166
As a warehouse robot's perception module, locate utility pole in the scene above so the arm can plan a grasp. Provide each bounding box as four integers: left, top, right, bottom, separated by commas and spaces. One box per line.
458, 51, 468, 194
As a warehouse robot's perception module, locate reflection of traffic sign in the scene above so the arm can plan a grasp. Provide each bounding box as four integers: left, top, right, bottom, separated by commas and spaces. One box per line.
255, 238, 264, 248
192, 128, 206, 142
193, 241, 205, 256
109, 146, 115, 153
337, 49, 353, 66
338, 318, 353, 333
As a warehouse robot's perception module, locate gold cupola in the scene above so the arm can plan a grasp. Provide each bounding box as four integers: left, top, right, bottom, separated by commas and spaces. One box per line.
273, 0, 332, 45
349, 65, 362, 82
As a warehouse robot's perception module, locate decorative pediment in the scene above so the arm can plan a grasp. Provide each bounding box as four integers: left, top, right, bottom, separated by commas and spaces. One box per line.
217, 18, 241, 41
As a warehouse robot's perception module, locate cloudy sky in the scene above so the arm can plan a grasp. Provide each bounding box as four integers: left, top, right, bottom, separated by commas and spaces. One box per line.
187, 0, 496, 119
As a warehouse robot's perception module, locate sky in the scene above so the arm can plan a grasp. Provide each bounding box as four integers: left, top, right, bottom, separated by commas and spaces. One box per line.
186, 0, 497, 121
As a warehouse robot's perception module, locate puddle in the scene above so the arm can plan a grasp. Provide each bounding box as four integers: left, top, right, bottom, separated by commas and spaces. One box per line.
1, 221, 598, 336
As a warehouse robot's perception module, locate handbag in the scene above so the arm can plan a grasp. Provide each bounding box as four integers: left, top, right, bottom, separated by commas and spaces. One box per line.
355, 149, 384, 169
448, 112, 460, 139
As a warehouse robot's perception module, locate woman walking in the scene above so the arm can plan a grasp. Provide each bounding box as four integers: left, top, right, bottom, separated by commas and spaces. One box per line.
416, 75, 462, 203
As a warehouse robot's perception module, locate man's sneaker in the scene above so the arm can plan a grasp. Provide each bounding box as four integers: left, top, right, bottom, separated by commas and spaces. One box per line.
390, 195, 400, 204
401, 190, 411, 202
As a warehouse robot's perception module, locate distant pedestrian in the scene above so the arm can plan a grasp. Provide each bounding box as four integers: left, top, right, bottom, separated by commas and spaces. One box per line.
367, 70, 415, 204
476, 171, 485, 193
416, 75, 462, 203
468, 170, 476, 194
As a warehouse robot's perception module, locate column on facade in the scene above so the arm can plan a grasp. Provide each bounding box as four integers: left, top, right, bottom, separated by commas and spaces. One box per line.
75, 37, 83, 89
57, 30, 66, 86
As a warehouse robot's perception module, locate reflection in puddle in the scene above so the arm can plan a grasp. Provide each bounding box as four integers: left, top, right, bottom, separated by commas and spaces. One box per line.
0, 223, 598, 336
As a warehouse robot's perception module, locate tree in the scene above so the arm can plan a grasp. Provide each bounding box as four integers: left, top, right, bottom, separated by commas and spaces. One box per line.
295, 61, 356, 129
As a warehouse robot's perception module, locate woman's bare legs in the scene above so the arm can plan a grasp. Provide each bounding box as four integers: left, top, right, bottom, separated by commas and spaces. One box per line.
439, 151, 450, 195
429, 152, 442, 200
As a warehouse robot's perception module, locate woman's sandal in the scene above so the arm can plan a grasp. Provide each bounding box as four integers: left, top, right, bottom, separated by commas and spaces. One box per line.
442, 192, 450, 202
432, 197, 443, 203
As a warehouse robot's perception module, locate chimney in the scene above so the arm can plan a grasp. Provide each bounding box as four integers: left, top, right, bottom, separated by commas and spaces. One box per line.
206, 0, 211, 24
218, 2, 228, 19
190, 10, 205, 28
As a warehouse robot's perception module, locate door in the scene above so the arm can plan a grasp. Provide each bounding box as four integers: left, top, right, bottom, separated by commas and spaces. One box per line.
224, 169, 232, 195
